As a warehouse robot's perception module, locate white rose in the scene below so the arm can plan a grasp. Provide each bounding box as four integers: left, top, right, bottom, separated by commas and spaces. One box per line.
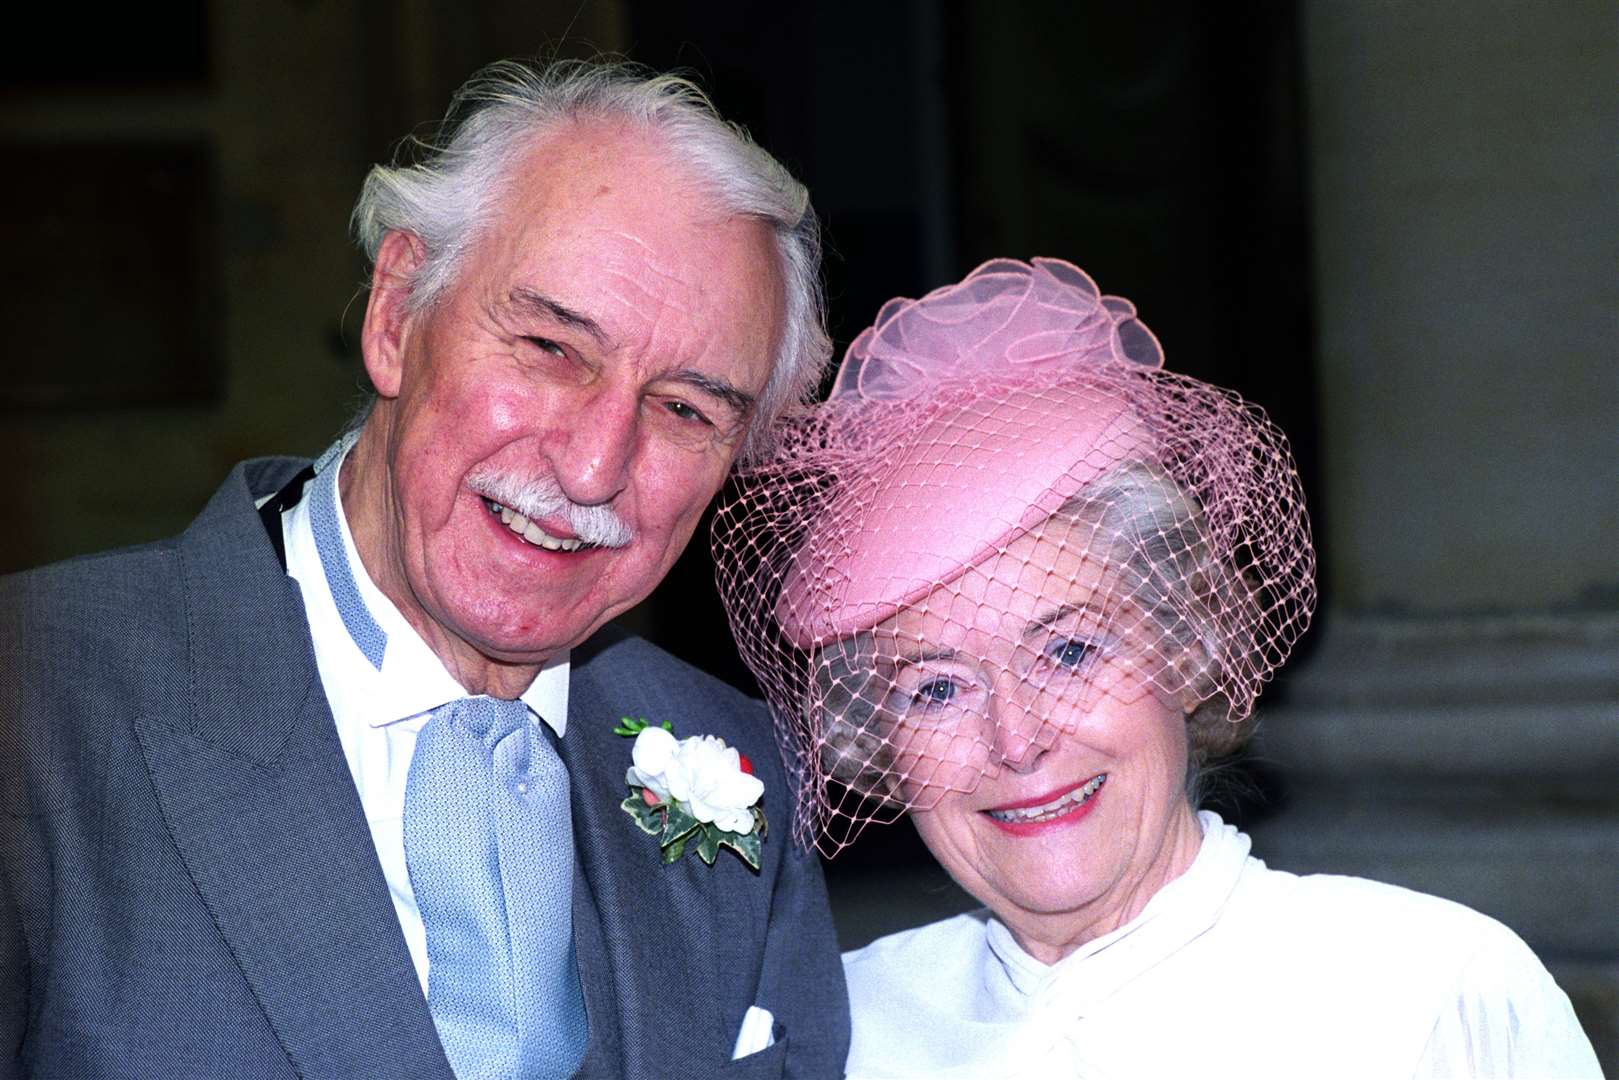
669, 735, 766, 834
625, 725, 679, 802
626, 729, 764, 835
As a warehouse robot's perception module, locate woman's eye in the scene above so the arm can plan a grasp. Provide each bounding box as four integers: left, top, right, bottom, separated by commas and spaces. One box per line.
912, 677, 957, 704
1047, 639, 1094, 668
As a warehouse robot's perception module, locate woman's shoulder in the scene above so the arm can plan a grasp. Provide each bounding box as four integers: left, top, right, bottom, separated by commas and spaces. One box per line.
1215, 861, 1599, 1074
844, 910, 993, 967
842, 911, 994, 998
1232, 862, 1582, 1027
1239, 862, 1529, 962
842, 912, 1037, 1080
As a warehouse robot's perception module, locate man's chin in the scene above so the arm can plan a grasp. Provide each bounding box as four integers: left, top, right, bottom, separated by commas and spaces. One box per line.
459, 607, 621, 666
473, 638, 578, 667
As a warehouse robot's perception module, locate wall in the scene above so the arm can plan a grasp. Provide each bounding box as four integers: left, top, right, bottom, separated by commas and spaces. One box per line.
1248, 2, 1618, 1065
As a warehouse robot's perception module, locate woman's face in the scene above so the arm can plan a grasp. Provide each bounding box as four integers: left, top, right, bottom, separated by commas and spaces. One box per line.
870, 515, 1205, 960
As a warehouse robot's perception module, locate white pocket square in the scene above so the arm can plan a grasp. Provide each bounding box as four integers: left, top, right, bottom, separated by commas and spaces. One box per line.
730, 1004, 776, 1060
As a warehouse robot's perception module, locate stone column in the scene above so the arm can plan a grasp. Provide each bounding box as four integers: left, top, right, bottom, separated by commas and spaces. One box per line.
1252, 2, 1618, 1065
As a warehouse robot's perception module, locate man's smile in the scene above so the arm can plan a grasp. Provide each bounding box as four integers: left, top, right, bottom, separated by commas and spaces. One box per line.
481, 496, 590, 552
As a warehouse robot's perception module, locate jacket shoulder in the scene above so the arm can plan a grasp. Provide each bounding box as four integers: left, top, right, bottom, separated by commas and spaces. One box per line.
569, 624, 783, 787
1, 455, 309, 618
2, 541, 185, 650
574, 624, 762, 718
2, 456, 313, 718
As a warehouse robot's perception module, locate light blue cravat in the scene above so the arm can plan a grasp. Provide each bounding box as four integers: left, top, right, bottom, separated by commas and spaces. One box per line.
404, 697, 588, 1080
306, 453, 587, 1078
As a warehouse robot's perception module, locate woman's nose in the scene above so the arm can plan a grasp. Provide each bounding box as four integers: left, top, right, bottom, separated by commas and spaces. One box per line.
986, 690, 1052, 774
546, 388, 639, 507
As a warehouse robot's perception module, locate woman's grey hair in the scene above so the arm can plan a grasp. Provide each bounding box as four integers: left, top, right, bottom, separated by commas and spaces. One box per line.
810, 458, 1264, 806
350, 57, 830, 460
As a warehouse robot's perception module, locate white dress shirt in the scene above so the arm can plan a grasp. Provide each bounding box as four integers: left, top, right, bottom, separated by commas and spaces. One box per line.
280, 446, 570, 996
843, 812, 1601, 1079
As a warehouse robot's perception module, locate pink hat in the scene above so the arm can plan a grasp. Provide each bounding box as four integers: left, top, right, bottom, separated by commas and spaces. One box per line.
776, 258, 1163, 647
712, 258, 1314, 855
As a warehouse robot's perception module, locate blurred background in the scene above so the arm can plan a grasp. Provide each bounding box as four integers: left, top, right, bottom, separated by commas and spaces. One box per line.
2, 0, 1613, 1065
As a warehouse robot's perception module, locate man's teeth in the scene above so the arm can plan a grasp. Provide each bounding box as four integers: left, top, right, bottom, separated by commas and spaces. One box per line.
988, 775, 1106, 824
482, 497, 586, 552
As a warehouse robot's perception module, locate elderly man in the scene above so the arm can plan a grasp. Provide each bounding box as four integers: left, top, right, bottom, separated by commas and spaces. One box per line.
0, 60, 848, 1079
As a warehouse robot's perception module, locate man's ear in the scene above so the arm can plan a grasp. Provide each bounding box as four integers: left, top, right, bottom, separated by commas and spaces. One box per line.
360, 230, 428, 399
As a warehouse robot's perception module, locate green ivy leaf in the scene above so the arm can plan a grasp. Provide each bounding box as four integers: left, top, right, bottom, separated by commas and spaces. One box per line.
613, 716, 649, 737
620, 792, 663, 837
662, 833, 689, 863
660, 801, 701, 848
695, 828, 722, 865
721, 829, 763, 872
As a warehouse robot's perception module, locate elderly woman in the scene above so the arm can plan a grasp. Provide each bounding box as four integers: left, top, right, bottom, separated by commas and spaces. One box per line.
712, 259, 1599, 1079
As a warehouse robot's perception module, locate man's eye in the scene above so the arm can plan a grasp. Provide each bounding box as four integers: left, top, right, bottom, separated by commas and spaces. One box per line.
524, 336, 567, 358
663, 400, 713, 426
1047, 639, 1094, 668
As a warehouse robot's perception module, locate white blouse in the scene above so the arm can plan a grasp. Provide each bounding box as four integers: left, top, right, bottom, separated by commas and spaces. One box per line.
843, 813, 1600, 1079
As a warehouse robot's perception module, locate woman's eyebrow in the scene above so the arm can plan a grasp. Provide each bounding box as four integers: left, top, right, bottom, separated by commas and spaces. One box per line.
1022, 601, 1102, 640
885, 643, 959, 668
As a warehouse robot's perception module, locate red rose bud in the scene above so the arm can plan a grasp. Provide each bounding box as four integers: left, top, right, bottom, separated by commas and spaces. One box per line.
642, 788, 661, 807
738, 752, 754, 775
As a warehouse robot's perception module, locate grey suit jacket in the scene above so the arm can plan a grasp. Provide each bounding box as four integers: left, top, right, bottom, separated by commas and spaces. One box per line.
0, 457, 849, 1079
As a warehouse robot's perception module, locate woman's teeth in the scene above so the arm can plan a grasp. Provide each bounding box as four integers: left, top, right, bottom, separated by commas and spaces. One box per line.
988, 774, 1106, 824
482, 497, 586, 552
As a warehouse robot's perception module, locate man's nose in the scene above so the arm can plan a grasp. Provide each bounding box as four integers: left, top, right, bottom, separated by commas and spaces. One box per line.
546, 387, 638, 507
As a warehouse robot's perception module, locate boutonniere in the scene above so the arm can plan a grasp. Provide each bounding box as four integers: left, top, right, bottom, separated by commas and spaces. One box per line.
615, 717, 767, 871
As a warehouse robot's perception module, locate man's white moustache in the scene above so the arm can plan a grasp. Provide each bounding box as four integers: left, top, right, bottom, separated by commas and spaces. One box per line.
467, 466, 635, 549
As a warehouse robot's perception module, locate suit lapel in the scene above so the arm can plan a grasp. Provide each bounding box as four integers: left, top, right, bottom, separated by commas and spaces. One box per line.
138, 460, 454, 1080
560, 632, 767, 1075
557, 649, 633, 1079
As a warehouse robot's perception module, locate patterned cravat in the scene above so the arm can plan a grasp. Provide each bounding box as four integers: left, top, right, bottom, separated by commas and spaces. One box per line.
306, 454, 587, 1078
403, 695, 588, 1080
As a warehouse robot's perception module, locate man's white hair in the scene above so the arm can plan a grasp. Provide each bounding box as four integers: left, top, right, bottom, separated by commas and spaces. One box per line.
350, 57, 830, 460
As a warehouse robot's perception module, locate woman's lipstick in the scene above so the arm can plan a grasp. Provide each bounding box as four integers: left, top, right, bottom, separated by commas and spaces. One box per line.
983, 773, 1106, 835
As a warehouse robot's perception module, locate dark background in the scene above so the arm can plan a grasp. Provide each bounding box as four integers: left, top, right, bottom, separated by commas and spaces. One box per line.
628, 1, 1321, 683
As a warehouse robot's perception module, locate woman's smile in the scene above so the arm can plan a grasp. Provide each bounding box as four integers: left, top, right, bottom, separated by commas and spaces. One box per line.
984, 773, 1106, 832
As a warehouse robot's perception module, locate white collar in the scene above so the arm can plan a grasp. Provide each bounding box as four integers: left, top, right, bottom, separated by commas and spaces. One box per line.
283, 440, 569, 736
984, 811, 1251, 1008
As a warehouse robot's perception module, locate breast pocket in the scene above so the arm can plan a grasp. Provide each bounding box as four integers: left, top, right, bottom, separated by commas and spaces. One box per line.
719, 1035, 789, 1078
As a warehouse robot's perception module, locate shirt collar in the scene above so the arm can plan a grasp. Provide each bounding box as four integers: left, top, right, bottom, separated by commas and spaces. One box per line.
287, 438, 569, 737
985, 810, 1251, 1002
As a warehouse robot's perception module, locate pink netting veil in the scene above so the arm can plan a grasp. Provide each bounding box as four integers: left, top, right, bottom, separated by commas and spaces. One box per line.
713, 258, 1315, 856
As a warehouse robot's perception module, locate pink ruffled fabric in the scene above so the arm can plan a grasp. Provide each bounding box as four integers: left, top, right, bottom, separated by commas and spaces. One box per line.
835, 257, 1163, 402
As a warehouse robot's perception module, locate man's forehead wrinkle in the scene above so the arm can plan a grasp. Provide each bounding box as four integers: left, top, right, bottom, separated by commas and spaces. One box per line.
597, 263, 707, 357
602, 246, 702, 311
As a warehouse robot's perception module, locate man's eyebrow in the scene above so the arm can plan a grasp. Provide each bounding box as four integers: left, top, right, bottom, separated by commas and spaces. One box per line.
665, 369, 757, 415
508, 287, 608, 345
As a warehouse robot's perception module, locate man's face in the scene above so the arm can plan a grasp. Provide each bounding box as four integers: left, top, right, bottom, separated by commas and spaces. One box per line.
355, 121, 784, 668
